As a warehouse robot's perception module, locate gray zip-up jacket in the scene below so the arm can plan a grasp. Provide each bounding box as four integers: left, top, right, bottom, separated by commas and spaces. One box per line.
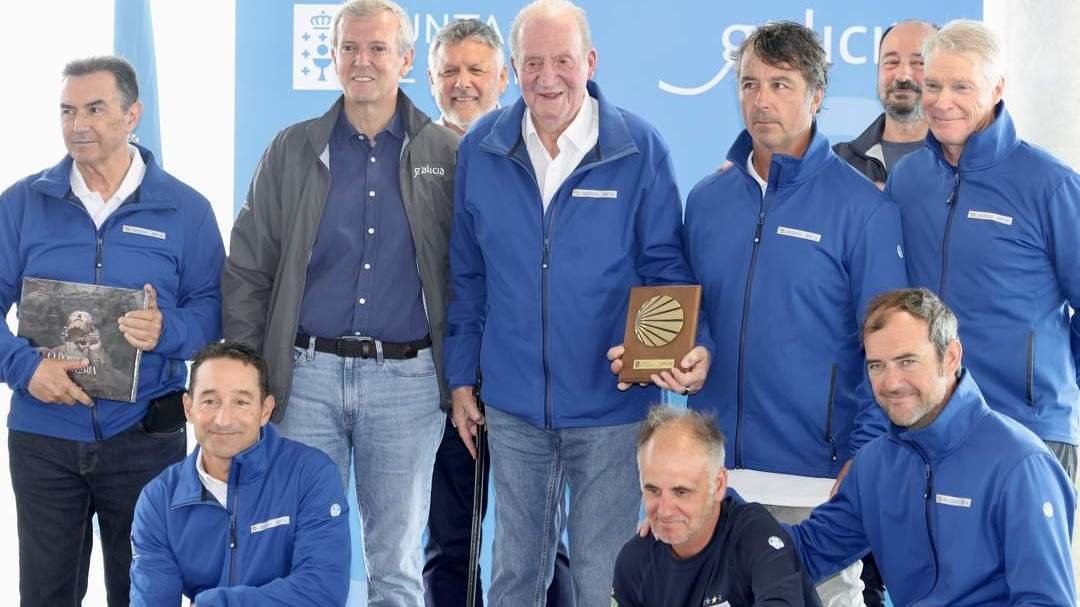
223, 92, 458, 420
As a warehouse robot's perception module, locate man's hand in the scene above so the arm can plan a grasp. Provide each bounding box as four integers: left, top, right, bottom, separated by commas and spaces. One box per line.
830, 459, 853, 498
28, 357, 93, 406
608, 345, 711, 395
119, 283, 163, 351
607, 344, 648, 391
651, 346, 710, 396
451, 386, 485, 459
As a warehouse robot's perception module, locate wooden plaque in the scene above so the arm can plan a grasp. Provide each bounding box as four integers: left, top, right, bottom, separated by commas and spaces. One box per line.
618, 284, 701, 384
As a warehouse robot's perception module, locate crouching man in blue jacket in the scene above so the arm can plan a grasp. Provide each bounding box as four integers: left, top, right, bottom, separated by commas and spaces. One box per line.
130, 342, 350, 606
789, 288, 1076, 606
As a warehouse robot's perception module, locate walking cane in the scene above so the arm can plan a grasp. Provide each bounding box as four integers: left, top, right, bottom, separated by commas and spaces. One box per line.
465, 379, 487, 607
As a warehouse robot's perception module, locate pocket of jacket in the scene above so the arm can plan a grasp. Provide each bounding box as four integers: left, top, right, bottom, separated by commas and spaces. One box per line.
824, 363, 837, 457
1026, 331, 1035, 406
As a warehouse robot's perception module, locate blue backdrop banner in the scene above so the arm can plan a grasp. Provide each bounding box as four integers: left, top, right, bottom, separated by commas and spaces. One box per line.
235, 0, 979, 213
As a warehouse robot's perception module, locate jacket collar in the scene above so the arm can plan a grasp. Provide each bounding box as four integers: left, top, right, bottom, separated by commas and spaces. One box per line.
726, 121, 834, 189
890, 370, 991, 461
170, 422, 283, 508
479, 80, 637, 162
31, 144, 177, 210
847, 113, 888, 155
307, 90, 432, 155
925, 101, 1019, 171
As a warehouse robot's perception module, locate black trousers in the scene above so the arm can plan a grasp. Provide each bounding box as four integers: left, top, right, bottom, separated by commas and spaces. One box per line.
9, 422, 185, 607
424, 415, 574, 606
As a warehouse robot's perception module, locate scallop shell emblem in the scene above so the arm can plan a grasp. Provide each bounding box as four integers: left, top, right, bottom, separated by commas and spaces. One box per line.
634, 295, 684, 347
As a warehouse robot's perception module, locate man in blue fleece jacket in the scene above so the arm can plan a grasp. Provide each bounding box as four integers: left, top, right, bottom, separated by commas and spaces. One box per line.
130, 342, 350, 606
0, 56, 223, 606
790, 288, 1075, 606
886, 20, 1080, 481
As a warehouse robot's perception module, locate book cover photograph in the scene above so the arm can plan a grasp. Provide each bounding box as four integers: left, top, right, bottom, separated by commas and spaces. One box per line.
17, 278, 147, 403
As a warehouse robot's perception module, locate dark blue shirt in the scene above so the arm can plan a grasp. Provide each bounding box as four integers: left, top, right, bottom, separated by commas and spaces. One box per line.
298, 109, 428, 342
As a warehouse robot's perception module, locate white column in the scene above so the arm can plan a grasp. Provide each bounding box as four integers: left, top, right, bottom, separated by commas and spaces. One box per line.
983, 0, 1080, 169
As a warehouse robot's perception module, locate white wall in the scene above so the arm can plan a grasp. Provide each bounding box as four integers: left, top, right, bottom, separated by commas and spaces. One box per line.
984, 0, 1080, 170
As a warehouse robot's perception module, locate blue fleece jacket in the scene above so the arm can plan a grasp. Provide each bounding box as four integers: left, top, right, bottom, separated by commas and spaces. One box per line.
685, 127, 906, 478
130, 423, 351, 607
887, 102, 1080, 445
789, 371, 1076, 606
444, 81, 704, 429
0, 147, 224, 441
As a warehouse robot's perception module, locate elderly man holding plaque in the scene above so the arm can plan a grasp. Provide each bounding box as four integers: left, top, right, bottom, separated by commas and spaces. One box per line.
443, 0, 709, 604
680, 21, 907, 606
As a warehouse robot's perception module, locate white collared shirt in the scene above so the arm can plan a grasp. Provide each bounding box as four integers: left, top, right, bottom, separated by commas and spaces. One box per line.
69, 144, 146, 229
747, 151, 768, 197
196, 451, 229, 507
522, 95, 599, 211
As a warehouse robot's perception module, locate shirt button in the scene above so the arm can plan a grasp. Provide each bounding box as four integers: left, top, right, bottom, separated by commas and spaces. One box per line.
363, 263, 371, 270
370, 157, 376, 163
368, 190, 375, 197
368, 227, 375, 234
358, 298, 366, 304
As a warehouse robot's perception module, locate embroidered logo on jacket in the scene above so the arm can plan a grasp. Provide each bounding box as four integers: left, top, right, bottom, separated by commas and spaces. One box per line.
414, 165, 446, 178
935, 494, 972, 508
967, 210, 1013, 225
776, 226, 822, 243
250, 515, 290, 533
122, 225, 166, 240
572, 188, 618, 199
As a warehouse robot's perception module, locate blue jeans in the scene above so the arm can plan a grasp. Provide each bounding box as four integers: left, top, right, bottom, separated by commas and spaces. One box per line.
8, 421, 186, 607
484, 406, 640, 607
424, 415, 576, 607
279, 345, 444, 607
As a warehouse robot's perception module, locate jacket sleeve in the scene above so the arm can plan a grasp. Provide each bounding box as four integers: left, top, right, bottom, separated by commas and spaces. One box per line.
737, 509, 815, 607
1000, 452, 1076, 606
0, 184, 44, 389
154, 203, 224, 358
444, 143, 485, 389
221, 140, 285, 350
787, 456, 871, 582
637, 150, 714, 354
129, 482, 185, 607
193, 455, 351, 607
847, 200, 907, 452
1045, 172, 1080, 386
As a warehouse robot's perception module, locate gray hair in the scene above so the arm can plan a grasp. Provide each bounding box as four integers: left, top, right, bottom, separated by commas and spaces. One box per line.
509, 0, 591, 64
332, 0, 414, 56
429, 18, 505, 71
62, 56, 139, 110
923, 19, 1005, 91
862, 288, 959, 362
734, 21, 829, 101
637, 405, 726, 471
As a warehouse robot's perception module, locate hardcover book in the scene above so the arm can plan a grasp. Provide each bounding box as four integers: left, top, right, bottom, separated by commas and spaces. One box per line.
17, 278, 147, 403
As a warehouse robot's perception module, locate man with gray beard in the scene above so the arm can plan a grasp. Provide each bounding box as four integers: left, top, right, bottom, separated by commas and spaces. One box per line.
834, 20, 937, 188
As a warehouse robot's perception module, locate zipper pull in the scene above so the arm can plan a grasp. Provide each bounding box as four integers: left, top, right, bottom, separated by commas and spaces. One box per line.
541, 238, 550, 270
753, 212, 765, 244
229, 516, 237, 549
946, 172, 960, 205
924, 463, 933, 499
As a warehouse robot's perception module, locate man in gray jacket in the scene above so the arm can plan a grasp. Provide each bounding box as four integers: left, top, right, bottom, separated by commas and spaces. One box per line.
221, 1, 457, 605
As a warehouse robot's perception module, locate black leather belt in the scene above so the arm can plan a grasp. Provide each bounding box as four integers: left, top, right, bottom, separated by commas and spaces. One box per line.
294, 334, 431, 359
